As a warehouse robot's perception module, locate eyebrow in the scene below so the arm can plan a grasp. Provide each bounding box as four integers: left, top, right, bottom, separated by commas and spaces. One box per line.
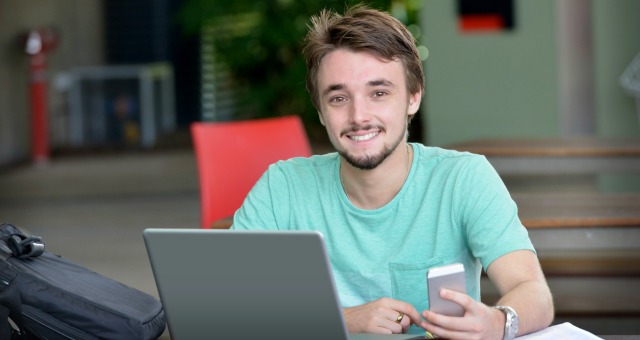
368, 79, 396, 88
322, 83, 345, 97
321, 79, 396, 97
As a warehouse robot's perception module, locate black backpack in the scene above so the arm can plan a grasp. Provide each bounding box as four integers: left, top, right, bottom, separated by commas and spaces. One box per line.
0, 223, 166, 339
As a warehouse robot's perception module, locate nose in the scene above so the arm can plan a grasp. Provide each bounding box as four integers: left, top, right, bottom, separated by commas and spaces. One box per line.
348, 96, 372, 126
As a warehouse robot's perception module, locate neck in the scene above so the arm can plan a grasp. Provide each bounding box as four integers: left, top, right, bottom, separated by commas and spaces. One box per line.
340, 143, 412, 209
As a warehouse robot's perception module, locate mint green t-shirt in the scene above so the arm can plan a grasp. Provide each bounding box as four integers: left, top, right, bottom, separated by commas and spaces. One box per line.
232, 143, 534, 334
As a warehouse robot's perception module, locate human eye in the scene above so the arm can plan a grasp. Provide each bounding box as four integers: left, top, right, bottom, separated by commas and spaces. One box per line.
329, 96, 347, 104
371, 90, 388, 99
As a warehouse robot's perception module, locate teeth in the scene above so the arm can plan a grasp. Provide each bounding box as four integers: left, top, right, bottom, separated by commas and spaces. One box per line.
350, 132, 378, 141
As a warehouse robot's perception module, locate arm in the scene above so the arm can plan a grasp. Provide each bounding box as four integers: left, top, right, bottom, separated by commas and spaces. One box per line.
420, 250, 554, 339
211, 216, 233, 229
231, 164, 285, 231
486, 249, 554, 336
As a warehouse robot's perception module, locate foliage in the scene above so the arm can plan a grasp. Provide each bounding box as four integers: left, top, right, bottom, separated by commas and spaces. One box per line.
179, 0, 421, 142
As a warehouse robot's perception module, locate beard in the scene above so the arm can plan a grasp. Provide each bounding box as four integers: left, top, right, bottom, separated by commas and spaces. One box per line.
337, 124, 407, 170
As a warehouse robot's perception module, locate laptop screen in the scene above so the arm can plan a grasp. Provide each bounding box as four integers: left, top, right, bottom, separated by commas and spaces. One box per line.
144, 228, 349, 340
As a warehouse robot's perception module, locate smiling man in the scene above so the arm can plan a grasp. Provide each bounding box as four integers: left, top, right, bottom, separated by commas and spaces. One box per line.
232, 4, 553, 339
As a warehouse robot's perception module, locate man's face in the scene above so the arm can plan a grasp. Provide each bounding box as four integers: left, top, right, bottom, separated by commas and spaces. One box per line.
316, 49, 421, 170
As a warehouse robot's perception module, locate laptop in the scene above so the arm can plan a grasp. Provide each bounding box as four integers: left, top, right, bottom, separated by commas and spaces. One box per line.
144, 228, 416, 340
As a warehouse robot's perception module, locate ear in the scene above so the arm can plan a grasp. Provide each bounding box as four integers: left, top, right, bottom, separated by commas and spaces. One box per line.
408, 90, 422, 115
317, 110, 326, 126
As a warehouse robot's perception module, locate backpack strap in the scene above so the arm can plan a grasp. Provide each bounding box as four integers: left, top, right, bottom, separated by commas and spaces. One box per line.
0, 224, 44, 259
0, 270, 25, 339
5, 235, 44, 259
0, 224, 41, 339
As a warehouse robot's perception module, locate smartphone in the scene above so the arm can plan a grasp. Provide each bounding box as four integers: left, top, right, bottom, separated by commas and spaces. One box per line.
427, 263, 466, 317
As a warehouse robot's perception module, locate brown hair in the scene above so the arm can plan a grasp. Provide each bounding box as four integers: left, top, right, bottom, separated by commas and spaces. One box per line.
302, 4, 424, 110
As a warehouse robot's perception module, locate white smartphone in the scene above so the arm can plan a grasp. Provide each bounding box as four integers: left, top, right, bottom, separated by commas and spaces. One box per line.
427, 263, 466, 317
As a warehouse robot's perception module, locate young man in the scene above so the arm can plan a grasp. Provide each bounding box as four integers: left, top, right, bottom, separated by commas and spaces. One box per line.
232, 5, 554, 339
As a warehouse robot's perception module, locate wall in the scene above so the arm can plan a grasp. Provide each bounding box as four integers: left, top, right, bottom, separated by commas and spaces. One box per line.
420, 0, 559, 146
420, 0, 640, 146
592, 0, 640, 136
0, 0, 104, 166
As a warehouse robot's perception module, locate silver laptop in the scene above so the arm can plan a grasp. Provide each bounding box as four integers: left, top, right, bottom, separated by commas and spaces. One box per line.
144, 229, 347, 339
144, 228, 417, 340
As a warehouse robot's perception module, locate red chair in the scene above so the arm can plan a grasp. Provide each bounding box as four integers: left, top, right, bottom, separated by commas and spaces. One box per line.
191, 115, 312, 229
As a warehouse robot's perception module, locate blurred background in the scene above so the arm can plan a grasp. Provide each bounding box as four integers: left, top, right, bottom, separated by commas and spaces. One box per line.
1, 0, 639, 162
1, 0, 640, 336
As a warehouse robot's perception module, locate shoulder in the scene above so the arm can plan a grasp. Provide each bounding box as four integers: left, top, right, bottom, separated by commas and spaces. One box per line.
262, 152, 339, 183
270, 152, 339, 172
412, 143, 490, 170
410, 143, 501, 193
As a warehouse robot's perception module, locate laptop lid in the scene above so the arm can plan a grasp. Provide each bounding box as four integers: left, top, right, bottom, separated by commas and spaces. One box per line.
143, 228, 350, 340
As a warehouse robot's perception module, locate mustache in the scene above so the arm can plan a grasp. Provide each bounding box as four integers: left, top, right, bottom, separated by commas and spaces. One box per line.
340, 124, 385, 136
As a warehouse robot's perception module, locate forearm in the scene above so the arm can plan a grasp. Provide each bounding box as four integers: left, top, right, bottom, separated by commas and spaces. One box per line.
495, 280, 554, 336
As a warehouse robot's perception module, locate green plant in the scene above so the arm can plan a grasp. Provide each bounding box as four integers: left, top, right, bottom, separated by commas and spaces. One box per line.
179, 0, 422, 143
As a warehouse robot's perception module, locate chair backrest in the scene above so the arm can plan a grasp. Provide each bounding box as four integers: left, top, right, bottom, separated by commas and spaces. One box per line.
191, 115, 313, 229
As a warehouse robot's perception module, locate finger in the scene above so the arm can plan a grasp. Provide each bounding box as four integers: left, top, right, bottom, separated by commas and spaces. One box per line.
381, 309, 404, 325
389, 311, 409, 334
378, 316, 404, 334
395, 312, 412, 333
382, 302, 415, 334
401, 316, 412, 334
372, 305, 406, 334
422, 309, 448, 327
392, 311, 406, 324
422, 313, 478, 340
400, 312, 412, 326
423, 321, 471, 340
388, 301, 422, 327
421, 309, 462, 332
405, 308, 423, 326
422, 309, 477, 336
440, 289, 473, 311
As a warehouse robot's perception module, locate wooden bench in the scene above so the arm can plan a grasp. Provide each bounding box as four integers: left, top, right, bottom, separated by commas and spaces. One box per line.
443, 136, 640, 322
514, 192, 640, 230
448, 137, 640, 157
535, 248, 640, 277
447, 137, 640, 175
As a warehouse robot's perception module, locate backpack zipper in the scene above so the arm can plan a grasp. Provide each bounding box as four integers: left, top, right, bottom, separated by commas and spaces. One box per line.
22, 305, 97, 340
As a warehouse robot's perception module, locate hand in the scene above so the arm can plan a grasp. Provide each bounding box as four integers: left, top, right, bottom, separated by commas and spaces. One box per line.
343, 297, 422, 334
419, 289, 505, 340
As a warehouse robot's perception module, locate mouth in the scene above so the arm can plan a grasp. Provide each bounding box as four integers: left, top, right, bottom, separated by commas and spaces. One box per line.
343, 125, 383, 143
349, 131, 379, 141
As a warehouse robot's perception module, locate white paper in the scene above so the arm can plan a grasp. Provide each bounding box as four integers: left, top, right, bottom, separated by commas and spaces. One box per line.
518, 322, 603, 339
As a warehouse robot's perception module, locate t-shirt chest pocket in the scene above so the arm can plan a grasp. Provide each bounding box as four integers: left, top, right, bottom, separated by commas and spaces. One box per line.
389, 258, 443, 313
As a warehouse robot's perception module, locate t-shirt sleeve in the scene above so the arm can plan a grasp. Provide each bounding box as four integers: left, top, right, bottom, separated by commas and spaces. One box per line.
454, 155, 535, 270
231, 162, 290, 231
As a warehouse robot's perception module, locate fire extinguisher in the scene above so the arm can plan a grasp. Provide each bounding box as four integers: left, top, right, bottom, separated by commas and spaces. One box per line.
21, 27, 58, 164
